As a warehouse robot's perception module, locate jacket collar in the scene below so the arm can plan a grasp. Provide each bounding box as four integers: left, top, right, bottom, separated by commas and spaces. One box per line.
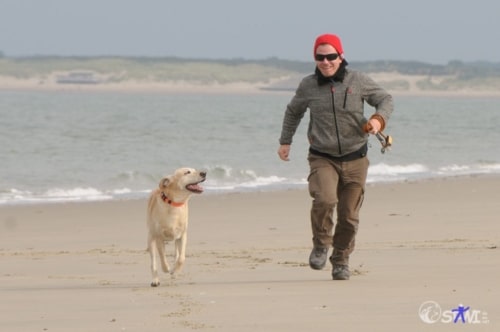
315, 61, 348, 85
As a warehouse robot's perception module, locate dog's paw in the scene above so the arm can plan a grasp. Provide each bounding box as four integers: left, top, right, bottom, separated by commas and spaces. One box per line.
150, 281, 160, 287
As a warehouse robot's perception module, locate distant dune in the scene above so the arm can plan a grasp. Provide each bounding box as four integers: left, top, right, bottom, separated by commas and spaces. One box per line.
2, 56, 500, 96
1, 71, 500, 97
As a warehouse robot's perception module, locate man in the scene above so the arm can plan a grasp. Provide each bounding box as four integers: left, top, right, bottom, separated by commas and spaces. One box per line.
277, 33, 393, 280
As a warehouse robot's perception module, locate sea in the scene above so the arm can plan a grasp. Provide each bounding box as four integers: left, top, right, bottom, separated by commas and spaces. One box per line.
1, 89, 499, 205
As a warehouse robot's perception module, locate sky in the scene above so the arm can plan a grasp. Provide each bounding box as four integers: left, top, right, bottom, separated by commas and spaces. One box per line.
1, 0, 499, 64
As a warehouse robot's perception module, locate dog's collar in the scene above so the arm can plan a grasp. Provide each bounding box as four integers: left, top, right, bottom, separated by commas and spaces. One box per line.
160, 192, 184, 207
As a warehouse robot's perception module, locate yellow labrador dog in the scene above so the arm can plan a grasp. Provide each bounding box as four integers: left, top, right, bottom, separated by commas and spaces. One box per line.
146, 167, 206, 287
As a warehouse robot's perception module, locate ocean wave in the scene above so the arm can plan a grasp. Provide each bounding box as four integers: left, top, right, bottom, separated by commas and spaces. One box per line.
2, 162, 500, 205
0, 187, 142, 205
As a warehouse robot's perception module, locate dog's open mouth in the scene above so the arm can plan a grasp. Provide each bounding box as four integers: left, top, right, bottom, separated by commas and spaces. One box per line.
186, 180, 205, 194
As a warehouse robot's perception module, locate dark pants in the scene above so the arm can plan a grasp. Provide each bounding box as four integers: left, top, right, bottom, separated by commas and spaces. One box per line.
307, 153, 369, 265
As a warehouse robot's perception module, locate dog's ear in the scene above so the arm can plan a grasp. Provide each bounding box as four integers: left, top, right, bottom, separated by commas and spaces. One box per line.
159, 177, 171, 189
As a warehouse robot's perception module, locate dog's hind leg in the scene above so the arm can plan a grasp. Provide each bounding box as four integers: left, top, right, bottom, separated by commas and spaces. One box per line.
148, 237, 161, 287
172, 233, 187, 276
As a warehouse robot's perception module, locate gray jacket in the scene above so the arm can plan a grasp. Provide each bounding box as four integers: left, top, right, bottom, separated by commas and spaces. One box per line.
279, 69, 393, 157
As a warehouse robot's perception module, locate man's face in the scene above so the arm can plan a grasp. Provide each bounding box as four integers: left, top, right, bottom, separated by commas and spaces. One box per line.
315, 44, 342, 77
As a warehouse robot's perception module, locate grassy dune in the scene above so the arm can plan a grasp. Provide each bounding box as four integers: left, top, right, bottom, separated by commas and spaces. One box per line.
1, 56, 500, 94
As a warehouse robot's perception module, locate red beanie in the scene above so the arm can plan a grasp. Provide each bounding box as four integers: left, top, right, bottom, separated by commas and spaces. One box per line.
313, 34, 344, 59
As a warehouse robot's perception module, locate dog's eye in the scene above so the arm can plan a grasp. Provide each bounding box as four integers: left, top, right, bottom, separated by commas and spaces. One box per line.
184, 170, 191, 175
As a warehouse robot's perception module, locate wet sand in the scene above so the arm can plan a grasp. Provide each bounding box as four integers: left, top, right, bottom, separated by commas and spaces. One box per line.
1, 176, 498, 331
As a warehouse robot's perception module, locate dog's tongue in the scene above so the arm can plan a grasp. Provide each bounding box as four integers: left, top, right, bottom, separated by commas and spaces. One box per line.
187, 183, 204, 193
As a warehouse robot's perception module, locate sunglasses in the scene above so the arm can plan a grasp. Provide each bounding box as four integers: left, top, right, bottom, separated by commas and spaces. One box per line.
315, 53, 340, 61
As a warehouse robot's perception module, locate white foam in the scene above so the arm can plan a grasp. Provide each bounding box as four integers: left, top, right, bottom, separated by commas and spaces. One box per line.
2, 162, 500, 205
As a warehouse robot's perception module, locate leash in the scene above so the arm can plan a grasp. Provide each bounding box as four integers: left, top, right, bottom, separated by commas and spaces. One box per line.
374, 131, 393, 154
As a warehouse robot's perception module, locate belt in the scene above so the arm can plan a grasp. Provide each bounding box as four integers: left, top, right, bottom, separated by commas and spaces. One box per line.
309, 143, 367, 162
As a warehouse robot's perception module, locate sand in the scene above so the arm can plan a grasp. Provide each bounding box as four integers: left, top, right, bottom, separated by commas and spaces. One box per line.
1, 176, 499, 331
0, 75, 279, 95
2, 74, 500, 97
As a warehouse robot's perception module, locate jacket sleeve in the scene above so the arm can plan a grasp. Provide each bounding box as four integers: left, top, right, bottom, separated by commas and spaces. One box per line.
279, 80, 309, 145
360, 73, 394, 127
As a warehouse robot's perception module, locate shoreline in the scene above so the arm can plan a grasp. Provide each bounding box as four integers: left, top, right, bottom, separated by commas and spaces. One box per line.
1, 174, 498, 331
2, 76, 500, 97
2, 173, 500, 207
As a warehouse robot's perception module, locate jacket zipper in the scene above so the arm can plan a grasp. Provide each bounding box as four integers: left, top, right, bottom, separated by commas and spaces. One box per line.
330, 85, 342, 155
343, 87, 349, 108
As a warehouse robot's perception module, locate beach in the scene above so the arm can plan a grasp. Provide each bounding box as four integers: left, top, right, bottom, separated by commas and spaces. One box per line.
2, 74, 500, 97
1, 176, 498, 331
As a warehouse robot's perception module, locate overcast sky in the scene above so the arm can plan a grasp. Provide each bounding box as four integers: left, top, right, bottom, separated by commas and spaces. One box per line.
1, 0, 499, 64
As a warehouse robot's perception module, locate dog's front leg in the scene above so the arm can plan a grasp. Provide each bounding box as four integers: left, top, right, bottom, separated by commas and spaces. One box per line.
172, 233, 187, 276
148, 237, 161, 287
156, 239, 171, 274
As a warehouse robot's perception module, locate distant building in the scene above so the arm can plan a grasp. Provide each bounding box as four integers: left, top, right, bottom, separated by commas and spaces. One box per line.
56, 72, 101, 84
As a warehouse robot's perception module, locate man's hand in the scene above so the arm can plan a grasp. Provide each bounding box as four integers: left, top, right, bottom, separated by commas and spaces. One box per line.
364, 118, 382, 134
278, 144, 291, 161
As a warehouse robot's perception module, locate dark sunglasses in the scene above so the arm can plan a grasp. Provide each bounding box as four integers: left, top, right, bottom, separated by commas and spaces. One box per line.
315, 53, 340, 61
